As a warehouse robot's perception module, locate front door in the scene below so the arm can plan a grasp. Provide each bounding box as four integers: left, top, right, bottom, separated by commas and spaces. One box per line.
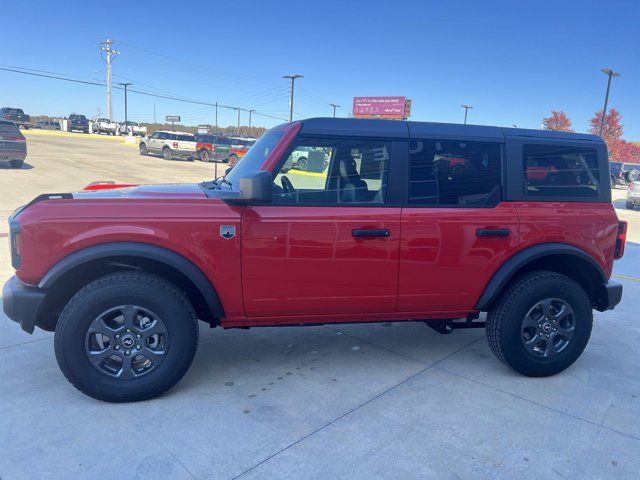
241, 136, 401, 319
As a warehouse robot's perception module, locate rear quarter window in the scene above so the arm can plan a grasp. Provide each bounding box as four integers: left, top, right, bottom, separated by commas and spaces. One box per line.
523, 144, 599, 198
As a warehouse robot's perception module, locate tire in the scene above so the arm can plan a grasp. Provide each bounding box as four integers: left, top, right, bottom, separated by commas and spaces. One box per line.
611, 176, 616, 188
297, 157, 308, 171
486, 271, 592, 377
625, 170, 640, 182
229, 154, 238, 167
9, 159, 24, 168
54, 272, 198, 402
626, 201, 634, 209
139, 143, 148, 156
199, 149, 211, 162
162, 147, 172, 160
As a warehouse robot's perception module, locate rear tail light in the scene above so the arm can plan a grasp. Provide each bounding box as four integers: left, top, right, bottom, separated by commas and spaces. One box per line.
630, 183, 635, 191
615, 221, 627, 260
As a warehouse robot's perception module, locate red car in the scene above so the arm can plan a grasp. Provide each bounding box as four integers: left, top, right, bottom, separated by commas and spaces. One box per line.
3, 118, 624, 402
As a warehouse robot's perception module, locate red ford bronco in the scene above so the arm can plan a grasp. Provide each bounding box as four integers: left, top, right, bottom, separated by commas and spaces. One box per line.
3, 118, 625, 402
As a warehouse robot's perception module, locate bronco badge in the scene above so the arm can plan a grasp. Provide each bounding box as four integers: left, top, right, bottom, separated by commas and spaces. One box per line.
220, 225, 236, 239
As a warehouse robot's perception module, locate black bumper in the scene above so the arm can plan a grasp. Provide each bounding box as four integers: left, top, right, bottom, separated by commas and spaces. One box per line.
599, 280, 623, 311
2, 276, 46, 334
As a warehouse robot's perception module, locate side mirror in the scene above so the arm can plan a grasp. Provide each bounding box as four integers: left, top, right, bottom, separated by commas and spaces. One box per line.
239, 171, 272, 203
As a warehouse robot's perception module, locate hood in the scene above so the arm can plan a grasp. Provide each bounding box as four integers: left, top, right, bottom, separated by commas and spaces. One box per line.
72, 183, 208, 199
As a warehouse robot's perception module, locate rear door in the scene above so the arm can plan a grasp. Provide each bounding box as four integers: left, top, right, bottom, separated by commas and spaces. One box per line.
398, 138, 519, 313
241, 136, 403, 319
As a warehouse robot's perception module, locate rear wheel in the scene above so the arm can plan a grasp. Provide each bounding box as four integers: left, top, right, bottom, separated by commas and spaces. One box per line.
54, 272, 198, 402
486, 271, 592, 377
9, 159, 24, 168
162, 147, 172, 160
626, 201, 634, 209
199, 149, 210, 162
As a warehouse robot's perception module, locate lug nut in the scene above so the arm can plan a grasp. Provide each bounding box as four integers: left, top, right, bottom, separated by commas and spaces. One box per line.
137, 334, 141, 339
546, 334, 550, 338
115, 345, 120, 350
115, 334, 119, 339
126, 329, 131, 333
136, 345, 141, 350
125, 350, 130, 356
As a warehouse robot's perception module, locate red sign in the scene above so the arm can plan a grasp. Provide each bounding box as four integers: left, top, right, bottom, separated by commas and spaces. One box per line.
353, 96, 407, 119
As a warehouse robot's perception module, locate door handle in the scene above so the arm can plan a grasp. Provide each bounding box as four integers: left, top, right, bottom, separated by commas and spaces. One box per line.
476, 228, 511, 237
352, 229, 391, 238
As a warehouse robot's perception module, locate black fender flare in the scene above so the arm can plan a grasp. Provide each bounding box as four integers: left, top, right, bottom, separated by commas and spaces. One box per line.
475, 242, 607, 311
39, 242, 224, 318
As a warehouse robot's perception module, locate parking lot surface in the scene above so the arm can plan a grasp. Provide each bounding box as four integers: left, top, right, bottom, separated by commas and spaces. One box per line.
1, 133, 639, 479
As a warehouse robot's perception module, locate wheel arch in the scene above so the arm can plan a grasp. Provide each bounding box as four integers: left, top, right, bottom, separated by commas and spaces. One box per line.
476, 243, 608, 312
37, 242, 224, 331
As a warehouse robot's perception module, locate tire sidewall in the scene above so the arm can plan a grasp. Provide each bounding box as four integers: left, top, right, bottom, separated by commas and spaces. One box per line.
499, 276, 592, 376
55, 276, 197, 401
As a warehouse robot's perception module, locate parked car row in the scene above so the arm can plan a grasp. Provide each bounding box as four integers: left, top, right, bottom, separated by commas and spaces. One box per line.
90, 118, 147, 136
610, 161, 640, 188
139, 131, 257, 164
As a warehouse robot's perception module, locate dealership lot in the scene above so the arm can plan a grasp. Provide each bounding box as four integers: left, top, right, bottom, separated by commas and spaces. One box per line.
1, 132, 640, 479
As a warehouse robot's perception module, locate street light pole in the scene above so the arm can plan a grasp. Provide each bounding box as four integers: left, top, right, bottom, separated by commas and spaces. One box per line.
329, 103, 340, 118
234, 108, 241, 135
118, 82, 132, 131
599, 68, 621, 137
461, 104, 473, 125
283, 74, 303, 122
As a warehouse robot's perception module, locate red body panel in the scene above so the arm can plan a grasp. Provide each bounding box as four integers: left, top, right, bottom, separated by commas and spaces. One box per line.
398, 203, 520, 312
240, 206, 401, 320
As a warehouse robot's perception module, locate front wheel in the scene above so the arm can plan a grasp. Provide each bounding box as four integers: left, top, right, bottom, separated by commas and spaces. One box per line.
486, 271, 592, 377
297, 157, 308, 171
54, 272, 198, 402
626, 201, 634, 209
9, 159, 24, 168
139, 143, 148, 156
199, 149, 210, 162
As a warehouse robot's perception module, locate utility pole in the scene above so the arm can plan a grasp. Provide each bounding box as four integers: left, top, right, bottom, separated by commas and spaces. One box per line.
234, 108, 241, 135
599, 68, 620, 137
118, 82, 132, 132
248, 109, 255, 132
461, 104, 473, 125
329, 103, 340, 118
215, 102, 218, 129
283, 74, 303, 122
153, 103, 156, 124
99, 38, 119, 121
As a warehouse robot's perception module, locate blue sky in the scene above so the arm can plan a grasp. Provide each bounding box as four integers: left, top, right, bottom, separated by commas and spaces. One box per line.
0, 0, 638, 138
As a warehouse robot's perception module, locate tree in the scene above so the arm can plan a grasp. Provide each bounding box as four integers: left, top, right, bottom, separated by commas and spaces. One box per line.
542, 111, 574, 132
588, 108, 624, 160
618, 141, 640, 164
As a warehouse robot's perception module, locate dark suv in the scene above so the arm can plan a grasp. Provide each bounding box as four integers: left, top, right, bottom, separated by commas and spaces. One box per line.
67, 114, 90, 133
609, 161, 640, 187
0, 107, 30, 129
3, 118, 625, 402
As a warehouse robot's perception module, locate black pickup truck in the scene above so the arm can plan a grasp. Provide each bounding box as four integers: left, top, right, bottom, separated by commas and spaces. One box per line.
0, 107, 30, 129
67, 114, 90, 133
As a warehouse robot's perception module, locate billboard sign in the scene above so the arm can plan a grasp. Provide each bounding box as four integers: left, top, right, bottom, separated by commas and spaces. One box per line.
353, 96, 408, 119
165, 115, 181, 122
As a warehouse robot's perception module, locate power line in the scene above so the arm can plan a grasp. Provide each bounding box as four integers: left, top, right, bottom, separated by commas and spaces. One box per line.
0, 66, 288, 122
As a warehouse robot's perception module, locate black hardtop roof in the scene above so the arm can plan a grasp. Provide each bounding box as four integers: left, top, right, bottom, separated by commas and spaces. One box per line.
298, 117, 602, 143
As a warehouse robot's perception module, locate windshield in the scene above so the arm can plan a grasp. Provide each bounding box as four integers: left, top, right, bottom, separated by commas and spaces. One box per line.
224, 129, 285, 186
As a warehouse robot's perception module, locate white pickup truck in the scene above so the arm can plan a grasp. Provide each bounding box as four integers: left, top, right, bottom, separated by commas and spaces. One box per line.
118, 121, 147, 137
92, 118, 118, 135
138, 131, 197, 161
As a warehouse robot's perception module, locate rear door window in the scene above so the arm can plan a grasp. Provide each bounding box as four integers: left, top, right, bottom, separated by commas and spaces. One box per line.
523, 144, 599, 198
0, 123, 20, 134
408, 140, 502, 206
